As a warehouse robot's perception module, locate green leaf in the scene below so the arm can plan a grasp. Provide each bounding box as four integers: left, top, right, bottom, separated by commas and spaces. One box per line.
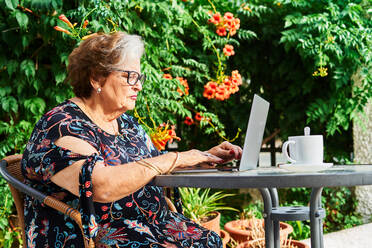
55, 71, 66, 85
20, 59, 35, 78
51, 0, 63, 10
22, 35, 31, 48
24, 97, 46, 115
15, 10, 29, 29
31, 0, 52, 10
7, 60, 18, 77
0, 217, 8, 228
284, 20, 292, 28
2, 96, 18, 113
0, 86, 12, 97
31, 79, 41, 92
5, 0, 19, 11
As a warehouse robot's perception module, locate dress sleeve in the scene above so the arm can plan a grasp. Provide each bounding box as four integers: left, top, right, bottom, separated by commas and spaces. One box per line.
22, 109, 102, 184
22, 107, 105, 244
78, 153, 103, 245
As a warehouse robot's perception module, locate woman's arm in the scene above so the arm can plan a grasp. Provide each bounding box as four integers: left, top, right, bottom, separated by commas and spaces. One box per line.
51, 136, 223, 203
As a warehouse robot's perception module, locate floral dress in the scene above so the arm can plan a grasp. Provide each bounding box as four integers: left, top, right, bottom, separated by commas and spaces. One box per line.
21, 100, 222, 248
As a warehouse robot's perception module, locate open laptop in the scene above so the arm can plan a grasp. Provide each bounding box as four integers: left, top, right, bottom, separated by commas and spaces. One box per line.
172, 94, 270, 173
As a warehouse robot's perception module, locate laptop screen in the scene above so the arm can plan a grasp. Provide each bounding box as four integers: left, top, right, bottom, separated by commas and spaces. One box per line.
239, 94, 270, 171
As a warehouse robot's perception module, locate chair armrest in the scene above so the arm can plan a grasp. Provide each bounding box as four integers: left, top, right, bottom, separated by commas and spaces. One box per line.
43, 196, 82, 226
0, 159, 87, 240
0, 160, 46, 202
165, 196, 177, 212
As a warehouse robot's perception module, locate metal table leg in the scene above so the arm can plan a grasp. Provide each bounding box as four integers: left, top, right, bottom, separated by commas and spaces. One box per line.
310, 187, 324, 248
269, 188, 279, 207
259, 188, 274, 248
269, 188, 280, 248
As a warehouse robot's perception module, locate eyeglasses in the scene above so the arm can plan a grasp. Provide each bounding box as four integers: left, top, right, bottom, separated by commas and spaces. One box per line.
112, 68, 146, 86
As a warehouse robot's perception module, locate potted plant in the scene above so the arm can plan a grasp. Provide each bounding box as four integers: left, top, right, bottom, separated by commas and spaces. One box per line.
225, 208, 307, 248
224, 202, 293, 244
236, 236, 309, 248
179, 187, 238, 247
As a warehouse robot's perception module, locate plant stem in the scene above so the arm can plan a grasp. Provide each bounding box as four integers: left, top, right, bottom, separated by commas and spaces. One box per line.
190, 18, 222, 83
78, 7, 98, 33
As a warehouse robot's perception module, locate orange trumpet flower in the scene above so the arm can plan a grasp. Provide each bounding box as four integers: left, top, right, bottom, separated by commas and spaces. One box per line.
58, 14, 74, 29
53, 26, 71, 35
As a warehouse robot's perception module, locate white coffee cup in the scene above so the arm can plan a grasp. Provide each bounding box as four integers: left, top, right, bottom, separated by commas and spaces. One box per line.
282, 127, 324, 164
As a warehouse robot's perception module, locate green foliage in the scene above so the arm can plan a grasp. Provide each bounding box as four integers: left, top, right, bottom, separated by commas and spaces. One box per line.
0, 0, 252, 244
0, 178, 21, 248
240, 200, 264, 219
231, 0, 371, 159
0, 0, 370, 246
179, 188, 237, 223
287, 220, 311, 241
0, 1, 370, 166
322, 187, 363, 232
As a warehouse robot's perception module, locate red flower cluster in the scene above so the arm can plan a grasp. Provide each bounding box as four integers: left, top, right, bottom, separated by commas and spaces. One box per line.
163, 73, 172, 79
163, 73, 189, 96
203, 70, 242, 101
195, 112, 203, 121
223, 44, 235, 56
208, 12, 240, 36
184, 112, 207, 126
150, 123, 181, 151
176, 77, 189, 96
184, 116, 194, 126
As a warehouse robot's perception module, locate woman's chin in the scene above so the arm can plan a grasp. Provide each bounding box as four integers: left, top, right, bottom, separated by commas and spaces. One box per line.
121, 103, 135, 112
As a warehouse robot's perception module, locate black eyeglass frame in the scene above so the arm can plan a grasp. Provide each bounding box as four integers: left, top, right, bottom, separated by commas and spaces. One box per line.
111, 68, 146, 86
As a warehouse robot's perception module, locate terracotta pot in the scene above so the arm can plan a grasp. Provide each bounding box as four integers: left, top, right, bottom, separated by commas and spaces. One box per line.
201, 211, 221, 234
224, 219, 293, 243
220, 230, 230, 248
236, 239, 309, 248
283, 240, 309, 248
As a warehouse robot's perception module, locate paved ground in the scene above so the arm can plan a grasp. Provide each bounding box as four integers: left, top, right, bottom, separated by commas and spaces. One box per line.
301, 222, 372, 248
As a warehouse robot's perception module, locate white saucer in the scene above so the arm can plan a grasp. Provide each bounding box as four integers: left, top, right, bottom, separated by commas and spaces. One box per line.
278, 163, 333, 172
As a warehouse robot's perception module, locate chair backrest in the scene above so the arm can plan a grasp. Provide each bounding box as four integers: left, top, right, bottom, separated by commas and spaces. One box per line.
1, 154, 91, 248
0, 154, 26, 248
0, 154, 178, 248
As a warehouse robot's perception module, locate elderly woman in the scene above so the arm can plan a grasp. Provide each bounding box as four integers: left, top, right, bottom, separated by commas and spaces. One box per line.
21, 32, 242, 247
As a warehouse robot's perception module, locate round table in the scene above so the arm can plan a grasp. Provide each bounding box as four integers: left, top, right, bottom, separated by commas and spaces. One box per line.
153, 165, 372, 248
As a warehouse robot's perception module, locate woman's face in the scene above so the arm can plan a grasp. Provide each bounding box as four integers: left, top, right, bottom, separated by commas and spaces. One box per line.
100, 57, 143, 112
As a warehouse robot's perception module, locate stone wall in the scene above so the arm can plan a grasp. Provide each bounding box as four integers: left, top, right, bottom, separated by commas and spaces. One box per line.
353, 96, 372, 223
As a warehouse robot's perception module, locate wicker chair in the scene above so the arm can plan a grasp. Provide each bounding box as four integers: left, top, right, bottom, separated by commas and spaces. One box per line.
0, 154, 177, 248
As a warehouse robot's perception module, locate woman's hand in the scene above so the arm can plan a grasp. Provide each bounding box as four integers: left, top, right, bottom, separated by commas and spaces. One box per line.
206, 141, 242, 163
177, 149, 224, 168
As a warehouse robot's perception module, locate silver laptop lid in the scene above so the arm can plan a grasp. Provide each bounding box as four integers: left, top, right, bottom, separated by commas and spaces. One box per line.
239, 94, 270, 171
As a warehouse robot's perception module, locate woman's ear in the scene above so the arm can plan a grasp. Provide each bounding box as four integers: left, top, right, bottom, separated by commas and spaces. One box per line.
89, 70, 108, 93
89, 70, 107, 91
89, 77, 101, 92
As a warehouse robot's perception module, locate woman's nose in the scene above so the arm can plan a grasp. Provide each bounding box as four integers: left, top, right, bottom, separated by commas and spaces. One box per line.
133, 81, 142, 91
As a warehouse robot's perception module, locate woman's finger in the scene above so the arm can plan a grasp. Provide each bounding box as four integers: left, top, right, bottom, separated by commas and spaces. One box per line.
219, 141, 233, 150
203, 152, 224, 163
232, 146, 241, 159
